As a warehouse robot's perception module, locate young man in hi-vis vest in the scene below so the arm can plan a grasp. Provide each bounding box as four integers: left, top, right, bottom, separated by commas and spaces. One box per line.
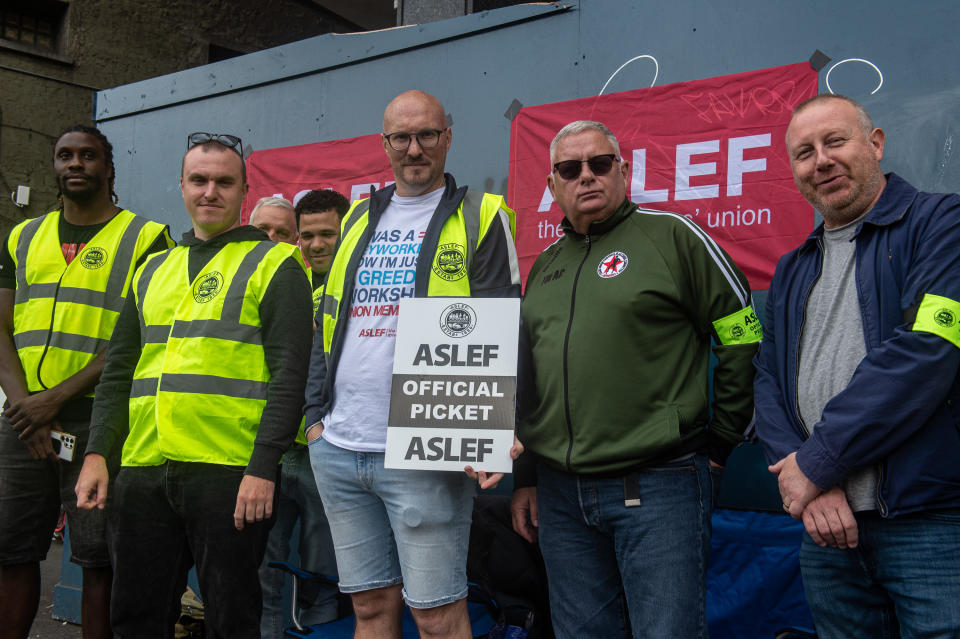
76, 133, 312, 636
0, 125, 173, 638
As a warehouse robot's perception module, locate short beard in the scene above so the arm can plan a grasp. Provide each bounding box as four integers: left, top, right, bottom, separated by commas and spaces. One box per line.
58, 177, 104, 206
815, 171, 884, 227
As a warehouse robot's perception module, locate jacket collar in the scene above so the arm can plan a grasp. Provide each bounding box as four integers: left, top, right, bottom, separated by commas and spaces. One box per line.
368, 173, 464, 219
559, 197, 634, 239
798, 173, 917, 253
180, 224, 268, 248
359, 173, 467, 298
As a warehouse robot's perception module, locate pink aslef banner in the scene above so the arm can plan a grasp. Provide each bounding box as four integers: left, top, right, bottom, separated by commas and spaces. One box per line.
508, 62, 818, 289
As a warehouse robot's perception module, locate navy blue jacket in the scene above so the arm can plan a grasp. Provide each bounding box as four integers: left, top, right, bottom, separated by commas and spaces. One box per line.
755, 173, 960, 517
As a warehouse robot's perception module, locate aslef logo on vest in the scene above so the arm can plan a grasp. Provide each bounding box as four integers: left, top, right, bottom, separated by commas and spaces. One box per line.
78, 246, 108, 270
440, 302, 476, 338
193, 271, 224, 303
597, 251, 628, 279
432, 243, 466, 281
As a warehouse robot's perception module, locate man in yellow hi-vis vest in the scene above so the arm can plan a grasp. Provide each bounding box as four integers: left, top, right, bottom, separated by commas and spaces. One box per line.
304, 90, 520, 639
75, 133, 313, 636
295, 189, 349, 317
0, 125, 173, 638
255, 190, 347, 637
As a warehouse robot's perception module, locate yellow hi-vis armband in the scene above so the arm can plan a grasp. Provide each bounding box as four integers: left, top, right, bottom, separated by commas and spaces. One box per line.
712, 306, 763, 345
912, 293, 960, 349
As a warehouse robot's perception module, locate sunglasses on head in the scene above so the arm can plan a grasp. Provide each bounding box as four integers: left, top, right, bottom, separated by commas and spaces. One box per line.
187, 132, 243, 157
552, 154, 619, 181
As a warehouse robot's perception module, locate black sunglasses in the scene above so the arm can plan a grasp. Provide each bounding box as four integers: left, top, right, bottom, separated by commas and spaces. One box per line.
552, 154, 619, 181
187, 132, 243, 157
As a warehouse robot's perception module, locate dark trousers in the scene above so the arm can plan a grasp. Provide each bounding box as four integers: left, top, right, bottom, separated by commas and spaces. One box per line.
800, 508, 960, 638
536, 455, 719, 639
108, 461, 275, 638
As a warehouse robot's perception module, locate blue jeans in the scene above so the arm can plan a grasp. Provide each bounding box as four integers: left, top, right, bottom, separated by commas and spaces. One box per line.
259, 445, 339, 638
536, 455, 718, 639
108, 462, 274, 639
309, 437, 475, 608
800, 508, 960, 639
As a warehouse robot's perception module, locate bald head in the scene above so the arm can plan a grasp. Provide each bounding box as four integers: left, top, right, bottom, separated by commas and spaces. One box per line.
383, 90, 446, 131
381, 89, 452, 197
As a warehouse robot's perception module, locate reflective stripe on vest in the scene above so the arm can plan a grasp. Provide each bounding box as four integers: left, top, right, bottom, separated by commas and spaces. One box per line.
320, 190, 514, 354
123, 240, 302, 467
9, 210, 169, 393
311, 276, 324, 319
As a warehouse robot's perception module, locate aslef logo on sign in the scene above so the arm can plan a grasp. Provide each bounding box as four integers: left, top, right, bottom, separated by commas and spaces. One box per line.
440, 302, 476, 338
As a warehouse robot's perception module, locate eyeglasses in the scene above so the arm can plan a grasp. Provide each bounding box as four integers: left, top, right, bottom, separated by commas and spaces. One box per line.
187, 132, 243, 157
552, 154, 619, 181
382, 128, 447, 152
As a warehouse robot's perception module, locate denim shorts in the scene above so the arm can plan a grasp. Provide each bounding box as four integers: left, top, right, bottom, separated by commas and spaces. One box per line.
308, 436, 475, 609
0, 415, 111, 567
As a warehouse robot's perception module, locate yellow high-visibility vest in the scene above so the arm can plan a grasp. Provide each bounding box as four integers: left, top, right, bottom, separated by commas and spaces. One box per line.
123, 240, 304, 466
320, 190, 514, 354
9, 209, 172, 394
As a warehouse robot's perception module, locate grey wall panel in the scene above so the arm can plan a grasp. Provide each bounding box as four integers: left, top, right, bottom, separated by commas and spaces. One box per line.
98, 3, 574, 235
98, 1, 960, 238
572, 2, 960, 195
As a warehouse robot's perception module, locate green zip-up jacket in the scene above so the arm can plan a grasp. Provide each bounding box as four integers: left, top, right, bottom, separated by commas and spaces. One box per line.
515, 199, 760, 486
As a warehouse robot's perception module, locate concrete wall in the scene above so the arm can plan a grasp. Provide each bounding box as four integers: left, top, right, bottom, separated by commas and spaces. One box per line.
93, 1, 960, 240
0, 0, 353, 237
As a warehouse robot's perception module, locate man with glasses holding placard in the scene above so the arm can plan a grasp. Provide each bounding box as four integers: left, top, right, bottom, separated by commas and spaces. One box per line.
304, 90, 519, 639
511, 120, 759, 638
75, 132, 313, 636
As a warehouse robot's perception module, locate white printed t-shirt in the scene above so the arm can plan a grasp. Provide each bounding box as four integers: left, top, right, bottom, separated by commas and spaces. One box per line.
321, 187, 442, 451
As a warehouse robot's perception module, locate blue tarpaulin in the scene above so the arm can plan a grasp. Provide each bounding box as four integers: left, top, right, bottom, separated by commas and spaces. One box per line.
708, 509, 815, 638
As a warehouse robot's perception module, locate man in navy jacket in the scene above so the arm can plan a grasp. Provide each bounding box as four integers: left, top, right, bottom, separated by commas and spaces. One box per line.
755, 94, 960, 638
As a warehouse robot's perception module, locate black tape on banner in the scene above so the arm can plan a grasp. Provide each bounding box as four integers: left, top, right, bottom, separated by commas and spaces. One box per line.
504, 98, 523, 121
809, 50, 831, 72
